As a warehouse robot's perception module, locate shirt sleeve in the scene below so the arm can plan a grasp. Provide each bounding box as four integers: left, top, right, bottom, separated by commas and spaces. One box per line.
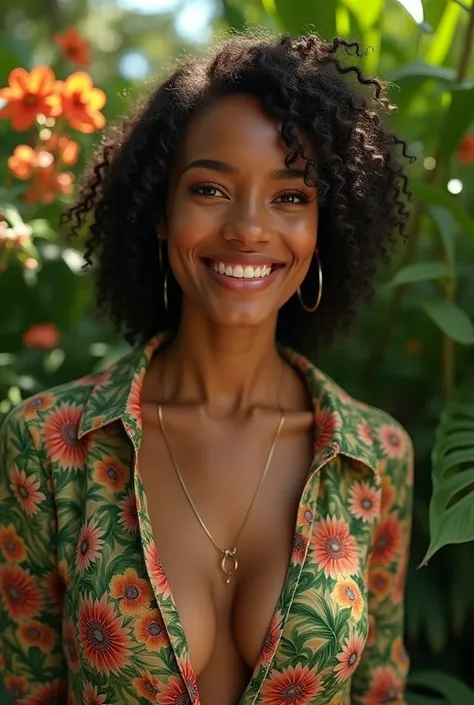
351, 429, 414, 705
0, 404, 68, 705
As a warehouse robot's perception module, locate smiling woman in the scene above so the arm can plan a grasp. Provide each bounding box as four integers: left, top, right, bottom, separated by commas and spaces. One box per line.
0, 30, 414, 705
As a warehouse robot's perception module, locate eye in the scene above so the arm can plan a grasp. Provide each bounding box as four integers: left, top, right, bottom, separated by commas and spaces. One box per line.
274, 190, 312, 205
188, 182, 226, 198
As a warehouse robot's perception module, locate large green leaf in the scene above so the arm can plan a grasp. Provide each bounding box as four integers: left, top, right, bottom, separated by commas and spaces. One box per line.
422, 395, 474, 564
411, 182, 474, 241
385, 261, 452, 288
271, 0, 336, 38
408, 670, 474, 705
438, 83, 474, 161
418, 297, 474, 344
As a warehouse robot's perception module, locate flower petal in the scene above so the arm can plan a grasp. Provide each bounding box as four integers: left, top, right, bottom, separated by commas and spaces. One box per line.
65, 71, 93, 94
87, 88, 106, 111
8, 67, 30, 93
28, 66, 56, 94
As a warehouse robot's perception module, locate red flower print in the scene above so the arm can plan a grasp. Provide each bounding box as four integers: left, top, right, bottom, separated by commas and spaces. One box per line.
23, 392, 55, 420
93, 455, 128, 493
133, 669, 160, 702
0, 564, 42, 620
17, 620, 55, 652
9, 465, 46, 515
348, 482, 381, 523
357, 422, 373, 445
313, 409, 341, 453
392, 561, 406, 605
262, 664, 323, 704
255, 611, 284, 669
369, 567, 392, 600
312, 516, 359, 579
83, 681, 107, 705
75, 518, 105, 573
391, 636, 409, 671
109, 568, 154, 615
43, 403, 90, 469
156, 674, 191, 704
145, 541, 171, 597
134, 609, 168, 651
0, 524, 26, 562
291, 532, 308, 565
78, 592, 132, 673
378, 425, 406, 459
126, 370, 145, 424
331, 577, 364, 620
177, 657, 199, 702
380, 474, 396, 514
333, 631, 365, 682
117, 494, 139, 533
5, 675, 28, 698
371, 515, 401, 565
21, 679, 67, 705
364, 666, 402, 705
63, 619, 80, 671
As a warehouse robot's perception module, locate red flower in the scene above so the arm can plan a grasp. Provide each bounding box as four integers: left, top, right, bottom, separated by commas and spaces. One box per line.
0, 564, 42, 620
23, 322, 60, 349
21, 680, 67, 705
93, 455, 128, 493
117, 494, 139, 533
261, 664, 323, 704
41, 131, 80, 166
134, 609, 168, 651
334, 631, 365, 682
0, 66, 61, 131
357, 422, 373, 445
378, 425, 406, 459
5, 675, 28, 698
63, 619, 80, 671
369, 567, 392, 600
126, 369, 145, 422
255, 611, 284, 670
380, 474, 396, 513
458, 133, 474, 165
364, 666, 402, 705
145, 541, 170, 597
156, 675, 191, 704
133, 670, 161, 702
56, 71, 106, 133
75, 518, 105, 573
9, 465, 46, 515
312, 516, 359, 579
291, 532, 308, 565
109, 568, 154, 615
0, 524, 26, 562
82, 681, 107, 705
17, 620, 55, 652
54, 27, 91, 66
8, 145, 37, 179
78, 592, 132, 673
371, 515, 402, 565
43, 403, 90, 469
313, 409, 341, 452
348, 482, 381, 523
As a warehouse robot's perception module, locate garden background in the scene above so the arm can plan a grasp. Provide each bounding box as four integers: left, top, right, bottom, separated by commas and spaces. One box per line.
0, 0, 474, 703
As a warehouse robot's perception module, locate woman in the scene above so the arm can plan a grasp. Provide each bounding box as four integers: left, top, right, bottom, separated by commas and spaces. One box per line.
0, 32, 414, 705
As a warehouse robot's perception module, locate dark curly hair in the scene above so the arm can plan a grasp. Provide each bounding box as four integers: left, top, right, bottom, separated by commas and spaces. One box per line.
62, 31, 414, 351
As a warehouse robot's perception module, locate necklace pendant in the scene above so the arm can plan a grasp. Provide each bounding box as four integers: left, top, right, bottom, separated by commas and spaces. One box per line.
221, 548, 238, 584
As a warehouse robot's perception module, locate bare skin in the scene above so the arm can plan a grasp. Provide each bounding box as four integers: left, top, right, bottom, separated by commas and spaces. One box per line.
138, 93, 319, 705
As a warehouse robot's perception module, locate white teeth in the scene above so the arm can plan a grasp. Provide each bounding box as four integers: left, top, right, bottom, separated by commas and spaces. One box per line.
209, 261, 273, 279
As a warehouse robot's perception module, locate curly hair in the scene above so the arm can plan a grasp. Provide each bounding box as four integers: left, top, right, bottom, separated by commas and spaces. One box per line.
61, 31, 414, 351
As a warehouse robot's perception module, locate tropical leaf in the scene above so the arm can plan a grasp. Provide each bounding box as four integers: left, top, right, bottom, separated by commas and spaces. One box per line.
417, 297, 474, 345
385, 261, 452, 288
408, 670, 474, 705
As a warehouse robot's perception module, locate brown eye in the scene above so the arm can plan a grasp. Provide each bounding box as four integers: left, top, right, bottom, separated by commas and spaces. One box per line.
189, 182, 224, 198
274, 190, 311, 205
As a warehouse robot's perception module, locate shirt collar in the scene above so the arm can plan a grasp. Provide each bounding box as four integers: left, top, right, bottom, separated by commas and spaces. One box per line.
78, 332, 377, 472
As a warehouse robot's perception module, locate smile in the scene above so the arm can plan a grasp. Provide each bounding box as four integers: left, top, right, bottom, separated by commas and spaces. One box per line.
207, 260, 273, 279
202, 258, 284, 292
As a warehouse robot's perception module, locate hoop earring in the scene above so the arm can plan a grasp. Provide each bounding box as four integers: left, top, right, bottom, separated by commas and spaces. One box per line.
297, 252, 322, 313
158, 237, 165, 274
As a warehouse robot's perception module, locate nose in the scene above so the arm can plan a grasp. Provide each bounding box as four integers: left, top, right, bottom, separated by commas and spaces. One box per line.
221, 202, 270, 247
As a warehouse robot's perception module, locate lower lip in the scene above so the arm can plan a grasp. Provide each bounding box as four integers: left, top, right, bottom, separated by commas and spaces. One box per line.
202, 262, 282, 292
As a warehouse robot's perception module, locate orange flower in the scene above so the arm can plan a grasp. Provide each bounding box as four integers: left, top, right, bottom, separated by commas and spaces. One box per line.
18, 620, 55, 651
458, 134, 474, 165
57, 72, 106, 133
132, 670, 160, 703
109, 568, 154, 615
0, 524, 26, 563
23, 322, 61, 349
0, 221, 32, 253
93, 455, 128, 493
8, 145, 37, 179
41, 132, 80, 166
333, 631, 365, 682
54, 27, 91, 66
0, 66, 61, 131
369, 567, 392, 600
331, 576, 364, 620
5, 675, 28, 698
25, 165, 75, 205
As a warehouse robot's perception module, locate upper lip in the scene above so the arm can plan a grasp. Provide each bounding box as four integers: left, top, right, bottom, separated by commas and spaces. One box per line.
202, 252, 285, 266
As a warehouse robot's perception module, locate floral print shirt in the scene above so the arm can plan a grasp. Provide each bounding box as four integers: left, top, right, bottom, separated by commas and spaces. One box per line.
0, 332, 413, 705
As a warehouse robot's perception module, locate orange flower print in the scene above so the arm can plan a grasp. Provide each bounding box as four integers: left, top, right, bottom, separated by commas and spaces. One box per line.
261, 664, 323, 704
378, 425, 406, 459
109, 568, 154, 615
117, 493, 139, 533
348, 482, 381, 523
380, 474, 396, 514
18, 620, 55, 651
364, 666, 402, 705
83, 681, 108, 705
58, 559, 72, 589
0, 564, 42, 620
133, 669, 161, 703
43, 403, 90, 470
8, 145, 37, 179
9, 465, 46, 515
313, 409, 341, 452
333, 631, 365, 682
21, 680, 67, 705
458, 133, 474, 165
54, 27, 91, 66
5, 675, 28, 698
297, 503, 313, 527
312, 516, 359, 579
23, 392, 56, 420
75, 518, 105, 573
371, 515, 401, 565
0, 66, 61, 131
369, 567, 392, 600
127, 369, 145, 423
157, 675, 191, 704
0, 524, 26, 562
134, 609, 168, 651
391, 636, 409, 671
357, 421, 373, 445
56, 72, 106, 134
63, 620, 80, 671
331, 577, 364, 620
177, 657, 200, 702
145, 541, 171, 597
78, 592, 132, 673
93, 455, 128, 493
291, 532, 308, 565
255, 611, 284, 670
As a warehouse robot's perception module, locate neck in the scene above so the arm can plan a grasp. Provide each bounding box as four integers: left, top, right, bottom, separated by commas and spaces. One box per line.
161, 305, 284, 417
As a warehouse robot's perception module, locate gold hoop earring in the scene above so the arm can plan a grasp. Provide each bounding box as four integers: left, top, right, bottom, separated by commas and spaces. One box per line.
297, 252, 322, 313
163, 271, 170, 316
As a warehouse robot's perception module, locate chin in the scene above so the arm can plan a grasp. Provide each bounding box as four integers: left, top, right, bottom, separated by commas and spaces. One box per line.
208, 304, 276, 330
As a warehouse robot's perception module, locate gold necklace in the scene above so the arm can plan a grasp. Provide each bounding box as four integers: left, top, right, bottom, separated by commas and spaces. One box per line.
157, 359, 285, 585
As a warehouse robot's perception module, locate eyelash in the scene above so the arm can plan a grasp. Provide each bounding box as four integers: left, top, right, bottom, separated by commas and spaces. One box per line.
188, 182, 312, 204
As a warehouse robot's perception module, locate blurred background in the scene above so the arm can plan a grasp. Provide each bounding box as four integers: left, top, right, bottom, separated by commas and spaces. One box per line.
0, 1, 473, 703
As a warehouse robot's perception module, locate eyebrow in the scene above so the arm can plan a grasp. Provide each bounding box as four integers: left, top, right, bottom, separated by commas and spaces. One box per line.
181, 158, 307, 180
